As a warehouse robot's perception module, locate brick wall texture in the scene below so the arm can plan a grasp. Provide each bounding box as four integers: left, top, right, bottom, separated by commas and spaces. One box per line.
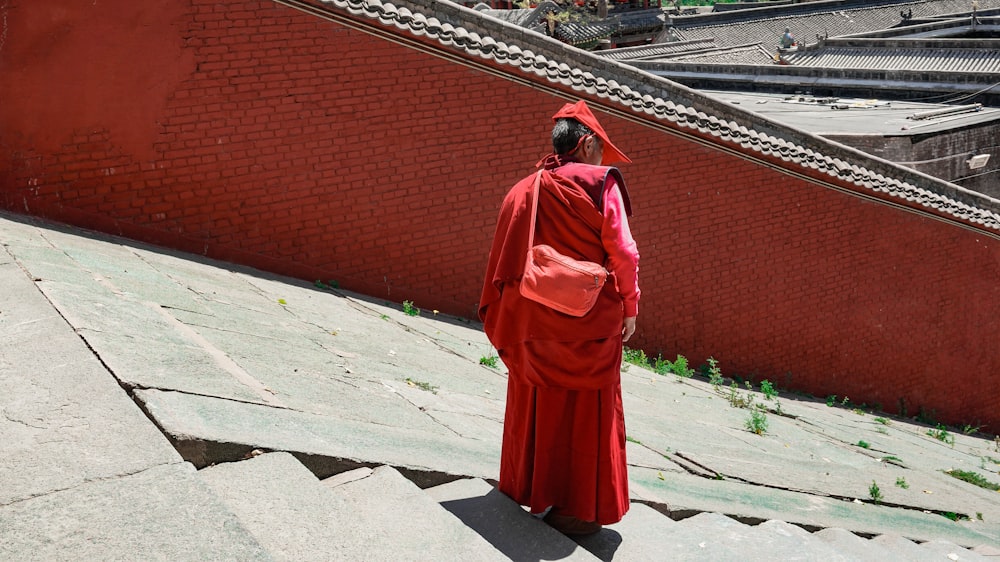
2, 0, 998, 430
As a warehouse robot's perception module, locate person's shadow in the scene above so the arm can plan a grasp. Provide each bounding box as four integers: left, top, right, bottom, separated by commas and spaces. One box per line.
572, 528, 623, 562
439, 487, 622, 561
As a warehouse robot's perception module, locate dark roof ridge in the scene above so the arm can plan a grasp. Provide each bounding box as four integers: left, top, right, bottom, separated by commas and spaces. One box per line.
302, 0, 1000, 231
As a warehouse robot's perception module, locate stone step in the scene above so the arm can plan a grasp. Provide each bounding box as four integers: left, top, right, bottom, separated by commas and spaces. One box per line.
424, 477, 598, 561
319, 462, 508, 561
813, 527, 888, 561
972, 544, 1000, 557
573, 502, 685, 560
425, 478, 996, 562
0, 462, 269, 560
627, 511, 849, 561
869, 533, 981, 562
920, 539, 992, 561
200, 452, 505, 561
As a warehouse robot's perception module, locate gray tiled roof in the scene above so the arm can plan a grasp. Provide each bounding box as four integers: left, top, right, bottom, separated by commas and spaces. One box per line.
673, 0, 1000, 48
312, 0, 1000, 231
664, 44, 775, 64
598, 37, 716, 61
782, 46, 1000, 72
553, 9, 663, 47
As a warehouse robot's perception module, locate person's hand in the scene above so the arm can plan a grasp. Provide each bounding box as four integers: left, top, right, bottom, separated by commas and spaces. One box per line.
622, 316, 636, 342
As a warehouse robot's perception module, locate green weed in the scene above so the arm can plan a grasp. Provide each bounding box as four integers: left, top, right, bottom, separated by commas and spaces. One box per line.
869, 481, 883, 503
402, 300, 420, 316
405, 377, 437, 394
727, 382, 754, 409
927, 424, 955, 446
760, 380, 777, 401
745, 410, 768, 435
623, 347, 648, 367
705, 357, 724, 387
630, 349, 696, 378
826, 395, 837, 407
963, 424, 981, 435
857, 440, 870, 449
874, 417, 891, 425
667, 355, 694, 377
652, 355, 671, 375
944, 469, 1000, 491
895, 477, 909, 489
479, 355, 499, 369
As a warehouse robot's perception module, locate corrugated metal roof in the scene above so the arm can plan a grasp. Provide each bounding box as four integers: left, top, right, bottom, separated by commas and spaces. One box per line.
783, 46, 1000, 72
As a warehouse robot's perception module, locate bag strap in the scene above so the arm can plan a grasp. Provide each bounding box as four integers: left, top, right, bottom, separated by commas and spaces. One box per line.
526, 170, 543, 253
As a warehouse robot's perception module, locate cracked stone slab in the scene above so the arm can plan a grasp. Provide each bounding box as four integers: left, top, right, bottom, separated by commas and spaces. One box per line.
619, 368, 1000, 523
0, 462, 269, 560
34, 230, 216, 314
629, 465, 998, 548
0, 262, 181, 506
184, 281, 510, 397
135, 388, 499, 480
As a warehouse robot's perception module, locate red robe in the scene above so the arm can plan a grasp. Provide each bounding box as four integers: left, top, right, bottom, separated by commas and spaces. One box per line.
479, 159, 639, 525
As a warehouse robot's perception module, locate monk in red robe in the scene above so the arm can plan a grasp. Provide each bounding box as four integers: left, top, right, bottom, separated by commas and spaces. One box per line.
479, 100, 640, 535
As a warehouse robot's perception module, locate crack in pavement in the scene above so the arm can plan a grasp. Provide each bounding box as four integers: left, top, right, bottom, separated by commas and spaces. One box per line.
148, 303, 288, 408
0, 461, 190, 508
382, 382, 466, 439
663, 450, 976, 522
1, 408, 49, 430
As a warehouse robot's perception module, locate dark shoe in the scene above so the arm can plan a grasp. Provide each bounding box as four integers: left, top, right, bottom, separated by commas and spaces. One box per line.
543, 512, 602, 536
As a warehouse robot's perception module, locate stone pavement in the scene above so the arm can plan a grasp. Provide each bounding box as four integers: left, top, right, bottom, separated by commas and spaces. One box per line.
2, 210, 999, 560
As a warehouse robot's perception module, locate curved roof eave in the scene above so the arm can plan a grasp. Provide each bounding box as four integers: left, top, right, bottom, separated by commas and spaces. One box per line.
286, 0, 1000, 233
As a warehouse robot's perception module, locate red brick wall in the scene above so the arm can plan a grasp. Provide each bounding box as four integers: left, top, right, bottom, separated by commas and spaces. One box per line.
2, 0, 998, 430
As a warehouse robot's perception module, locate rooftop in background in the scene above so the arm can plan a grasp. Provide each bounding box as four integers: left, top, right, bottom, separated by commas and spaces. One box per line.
668, 0, 1000, 49
605, 1, 1000, 106
700, 90, 1000, 136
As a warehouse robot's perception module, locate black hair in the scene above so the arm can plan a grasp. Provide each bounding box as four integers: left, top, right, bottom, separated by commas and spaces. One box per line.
552, 118, 594, 155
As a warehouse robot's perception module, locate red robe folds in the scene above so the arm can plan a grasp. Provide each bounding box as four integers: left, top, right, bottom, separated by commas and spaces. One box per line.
479, 160, 639, 525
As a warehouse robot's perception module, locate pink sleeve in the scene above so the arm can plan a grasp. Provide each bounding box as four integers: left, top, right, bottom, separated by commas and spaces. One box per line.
602, 178, 640, 317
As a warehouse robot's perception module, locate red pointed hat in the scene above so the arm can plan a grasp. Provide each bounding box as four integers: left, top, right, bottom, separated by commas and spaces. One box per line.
552, 100, 631, 166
